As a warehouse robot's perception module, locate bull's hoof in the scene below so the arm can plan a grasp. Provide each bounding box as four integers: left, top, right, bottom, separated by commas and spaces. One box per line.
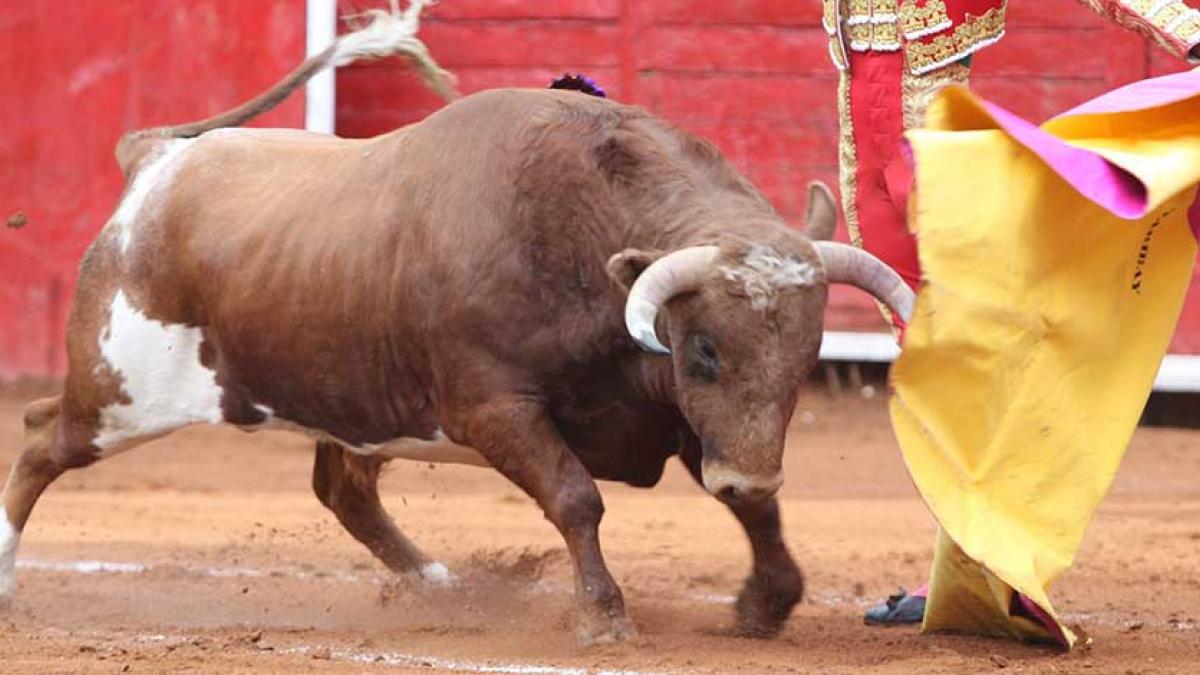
396, 561, 458, 588
734, 571, 803, 639
417, 562, 458, 587
577, 611, 638, 646
0, 574, 14, 611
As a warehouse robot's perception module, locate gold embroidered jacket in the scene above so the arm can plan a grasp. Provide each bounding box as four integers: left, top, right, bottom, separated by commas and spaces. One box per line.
823, 0, 1200, 75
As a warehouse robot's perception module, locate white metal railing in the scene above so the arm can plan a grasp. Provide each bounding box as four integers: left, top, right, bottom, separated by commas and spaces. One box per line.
820, 331, 1200, 393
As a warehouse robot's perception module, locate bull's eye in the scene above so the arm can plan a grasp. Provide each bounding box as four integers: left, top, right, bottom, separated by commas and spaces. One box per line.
687, 334, 719, 382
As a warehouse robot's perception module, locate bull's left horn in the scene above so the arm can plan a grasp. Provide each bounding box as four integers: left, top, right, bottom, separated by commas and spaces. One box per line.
622, 246, 720, 354
814, 241, 914, 323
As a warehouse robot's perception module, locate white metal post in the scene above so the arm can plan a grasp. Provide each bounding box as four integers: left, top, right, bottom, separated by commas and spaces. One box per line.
305, 0, 337, 134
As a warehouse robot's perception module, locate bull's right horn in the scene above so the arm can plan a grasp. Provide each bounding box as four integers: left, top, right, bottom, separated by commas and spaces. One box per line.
621, 246, 720, 354
814, 241, 915, 323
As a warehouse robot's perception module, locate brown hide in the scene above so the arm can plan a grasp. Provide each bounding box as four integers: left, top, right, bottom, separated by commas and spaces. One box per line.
93, 87, 826, 486
15, 86, 836, 644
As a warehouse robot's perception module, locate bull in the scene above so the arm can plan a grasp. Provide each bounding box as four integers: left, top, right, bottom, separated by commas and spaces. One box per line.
0, 7, 914, 644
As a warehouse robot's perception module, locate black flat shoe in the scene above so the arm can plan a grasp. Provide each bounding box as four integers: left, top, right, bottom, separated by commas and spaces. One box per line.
863, 587, 926, 626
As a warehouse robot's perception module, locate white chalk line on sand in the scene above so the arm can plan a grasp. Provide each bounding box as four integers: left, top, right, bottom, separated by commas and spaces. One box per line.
17, 558, 370, 583
283, 644, 657, 674
109, 631, 661, 674
14, 558, 868, 614
16, 557, 1198, 633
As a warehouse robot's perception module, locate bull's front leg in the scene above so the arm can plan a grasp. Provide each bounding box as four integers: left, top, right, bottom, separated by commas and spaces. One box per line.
453, 395, 635, 645
311, 441, 449, 583
680, 441, 803, 637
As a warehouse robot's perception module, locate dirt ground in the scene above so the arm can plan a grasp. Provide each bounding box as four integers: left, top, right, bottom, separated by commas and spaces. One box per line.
0, 383, 1196, 674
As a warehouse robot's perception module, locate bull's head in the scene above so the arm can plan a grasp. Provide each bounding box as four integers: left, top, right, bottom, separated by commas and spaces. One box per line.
607, 182, 913, 504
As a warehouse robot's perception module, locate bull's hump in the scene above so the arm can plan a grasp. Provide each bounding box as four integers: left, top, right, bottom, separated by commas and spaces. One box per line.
423, 87, 622, 130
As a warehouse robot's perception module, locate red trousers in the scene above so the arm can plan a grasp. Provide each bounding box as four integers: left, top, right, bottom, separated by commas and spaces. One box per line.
840, 51, 951, 330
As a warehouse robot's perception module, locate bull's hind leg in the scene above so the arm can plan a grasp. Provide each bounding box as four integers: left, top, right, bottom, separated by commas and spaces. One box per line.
679, 441, 803, 637
1, 270, 233, 603
0, 393, 123, 602
0, 384, 195, 604
0, 397, 66, 601
311, 441, 451, 584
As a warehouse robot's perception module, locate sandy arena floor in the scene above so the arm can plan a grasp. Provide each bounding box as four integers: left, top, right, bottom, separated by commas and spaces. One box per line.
0, 383, 1196, 674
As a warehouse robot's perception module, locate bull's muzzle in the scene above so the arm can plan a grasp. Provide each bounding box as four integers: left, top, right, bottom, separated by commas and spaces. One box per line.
701, 463, 783, 503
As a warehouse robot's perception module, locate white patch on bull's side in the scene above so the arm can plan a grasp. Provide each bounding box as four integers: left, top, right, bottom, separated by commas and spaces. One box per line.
419, 562, 457, 586
248, 414, 490, 469
109, 139, 192, 253
94, 290, 224, 452
365, 428, 490, 467
719, 245, 818, 310
0, 507, 19, 599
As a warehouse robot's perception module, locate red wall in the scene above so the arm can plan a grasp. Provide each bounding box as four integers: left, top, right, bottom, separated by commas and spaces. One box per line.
1, 1, 1197, 378
0, 0, 307, 378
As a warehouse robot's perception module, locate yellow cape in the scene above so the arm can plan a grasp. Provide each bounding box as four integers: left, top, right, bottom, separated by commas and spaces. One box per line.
894, 71, 1200, 647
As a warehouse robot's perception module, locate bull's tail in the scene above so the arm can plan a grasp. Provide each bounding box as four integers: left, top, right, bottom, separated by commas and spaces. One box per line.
116, 0, 457, 173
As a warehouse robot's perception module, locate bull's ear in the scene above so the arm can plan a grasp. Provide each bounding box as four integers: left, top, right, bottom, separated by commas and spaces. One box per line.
606, 248, 663, 292
804, 181, 838, 241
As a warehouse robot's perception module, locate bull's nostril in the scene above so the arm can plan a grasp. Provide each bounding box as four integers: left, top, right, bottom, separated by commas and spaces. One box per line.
716, 485, 738, 502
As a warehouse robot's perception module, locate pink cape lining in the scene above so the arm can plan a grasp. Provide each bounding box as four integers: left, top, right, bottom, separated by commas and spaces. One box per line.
968, 70, 1200, 234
